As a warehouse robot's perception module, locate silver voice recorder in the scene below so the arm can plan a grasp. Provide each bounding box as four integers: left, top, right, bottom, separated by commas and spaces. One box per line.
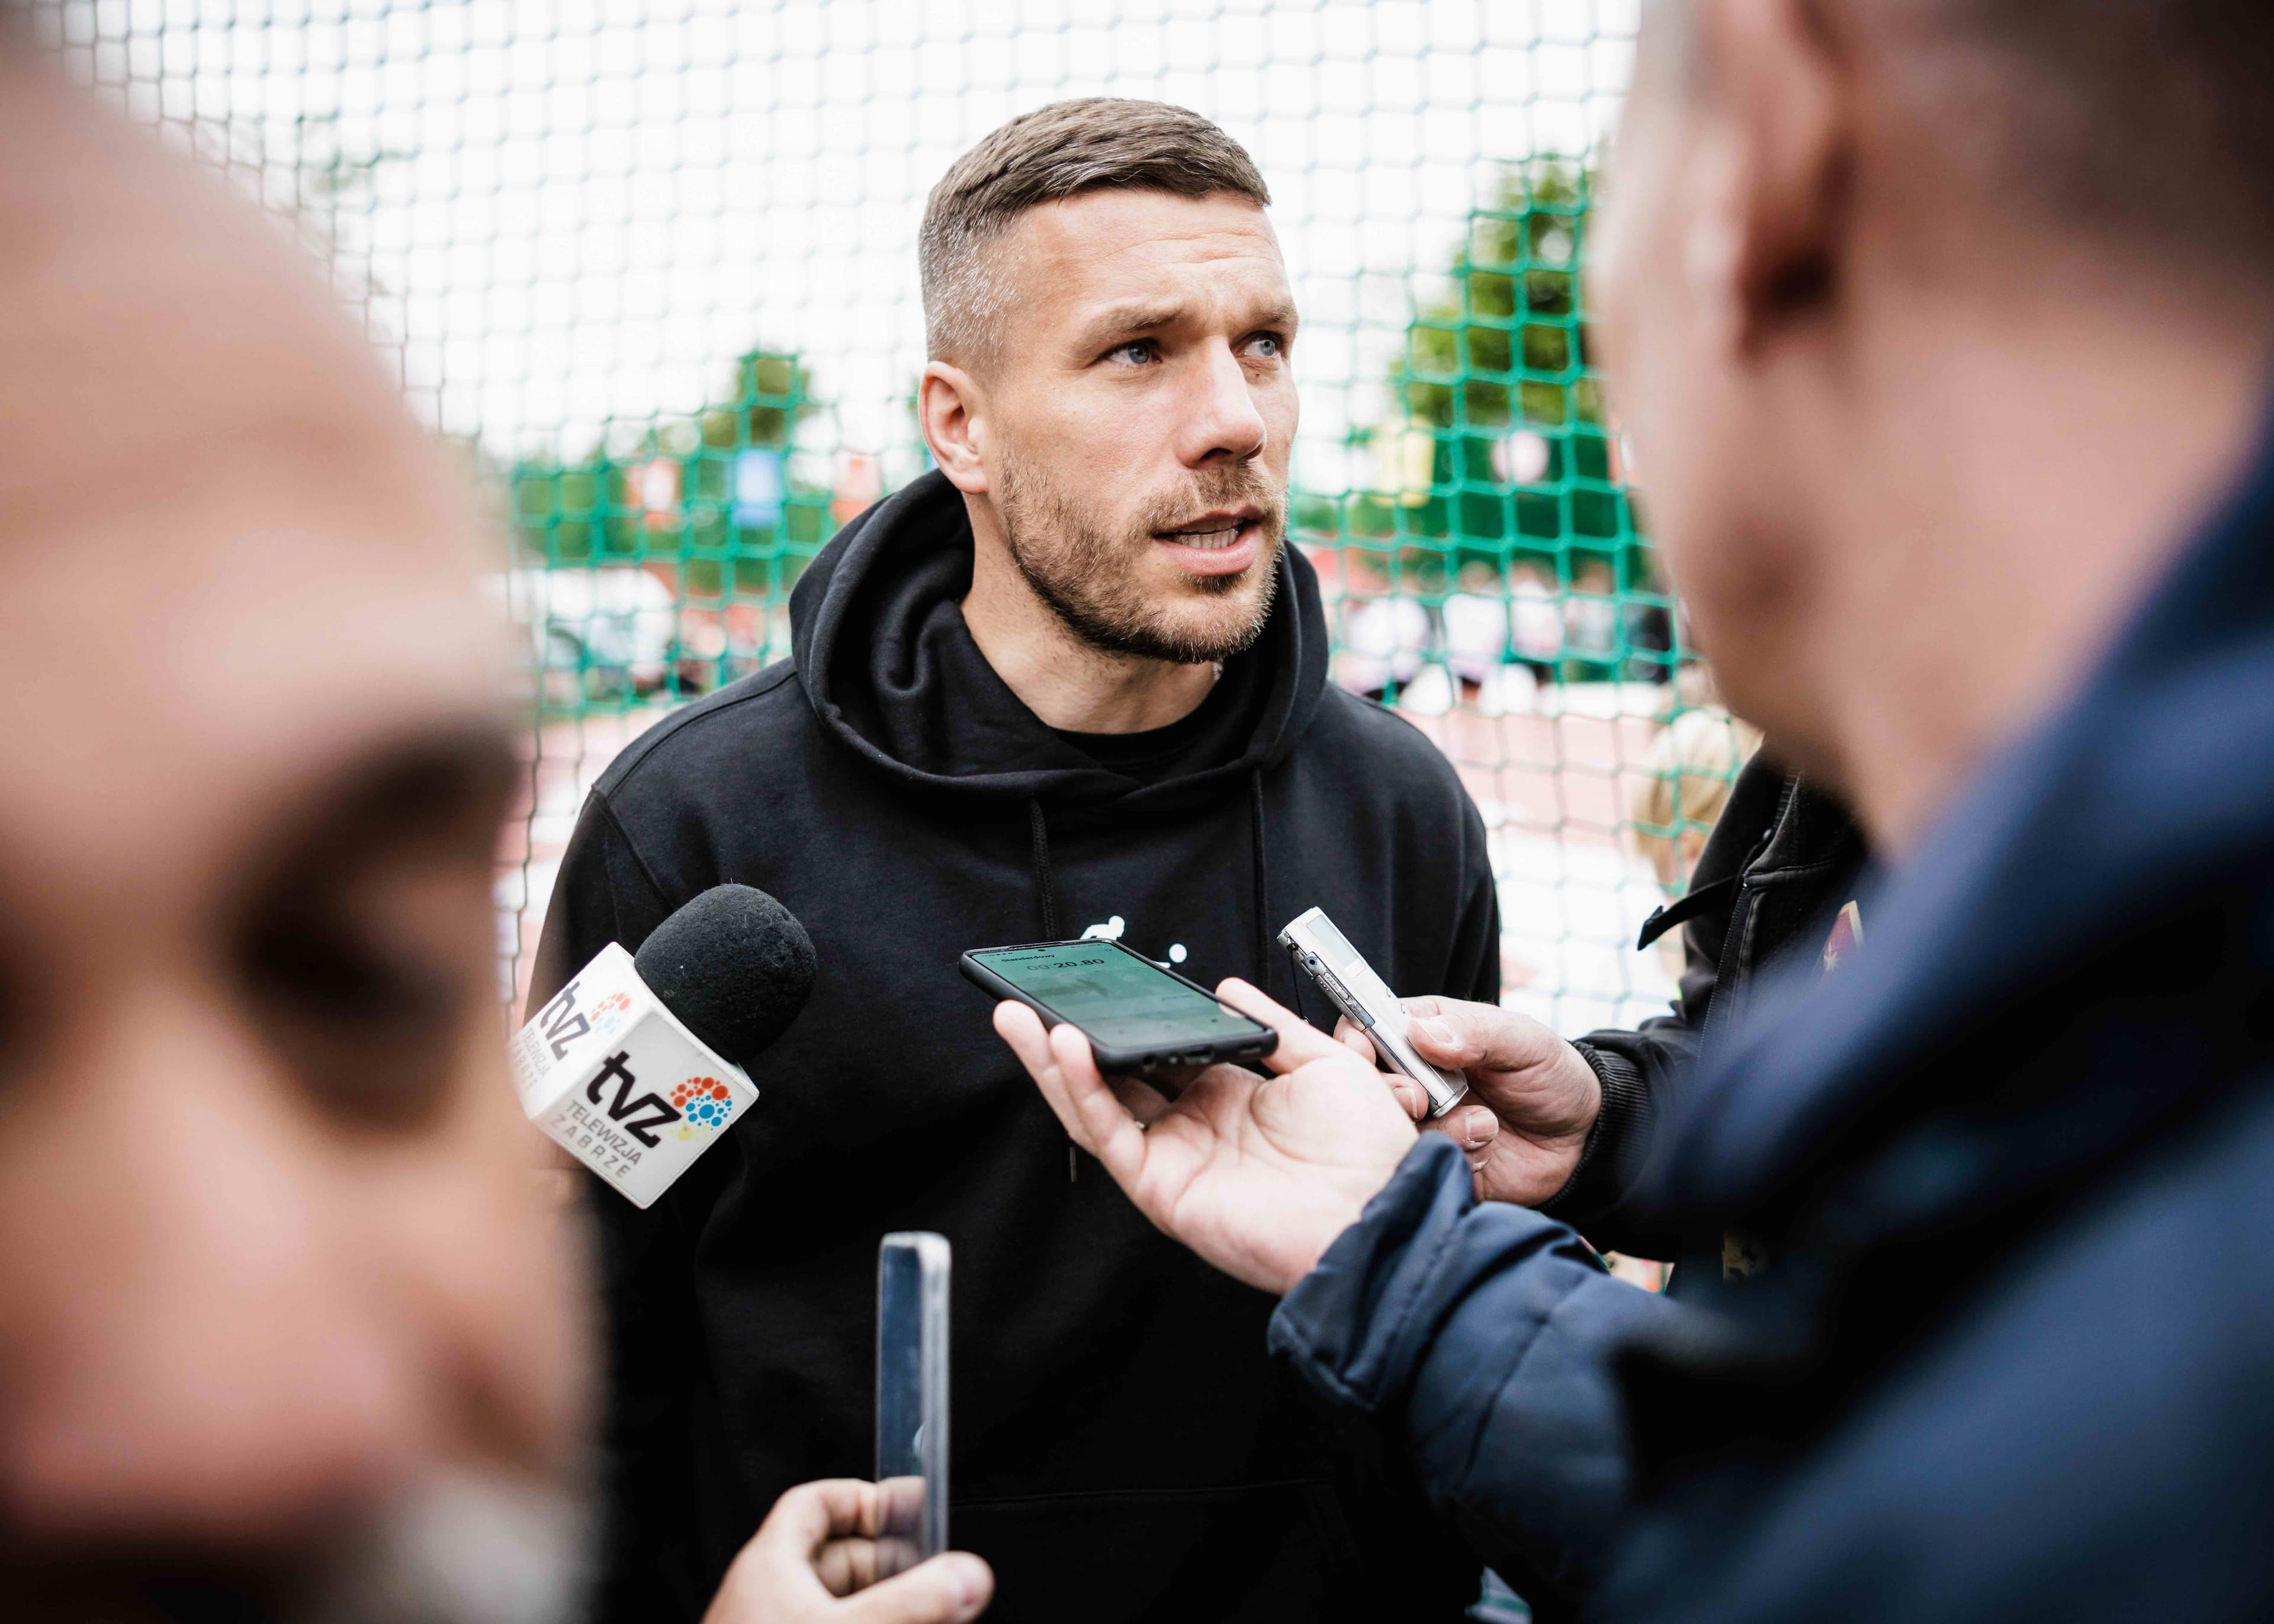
1278, 906, 1469, 1118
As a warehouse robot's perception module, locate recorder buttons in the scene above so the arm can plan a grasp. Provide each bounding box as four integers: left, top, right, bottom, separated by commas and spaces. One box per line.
1314, 967, 1373, 1027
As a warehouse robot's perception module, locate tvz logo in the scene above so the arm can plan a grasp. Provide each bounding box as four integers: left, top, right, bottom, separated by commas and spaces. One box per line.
586, 1052, 682, 1147
537, 979, 588, 1060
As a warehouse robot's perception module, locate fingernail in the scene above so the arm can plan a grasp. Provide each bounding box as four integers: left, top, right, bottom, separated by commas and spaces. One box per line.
1464, 1109, 1496, 1149
943, 1554, 988, 1612
1411, 1017, 1454, 1049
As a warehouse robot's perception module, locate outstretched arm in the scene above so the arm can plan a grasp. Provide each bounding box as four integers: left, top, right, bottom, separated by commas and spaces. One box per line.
1269, 1136, 1681, 1617
993, 979, 1691, 1619
990, 977, 1418, 1294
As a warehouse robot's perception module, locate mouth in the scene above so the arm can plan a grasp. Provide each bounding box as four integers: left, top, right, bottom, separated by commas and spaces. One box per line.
1152, 507, 1267, 578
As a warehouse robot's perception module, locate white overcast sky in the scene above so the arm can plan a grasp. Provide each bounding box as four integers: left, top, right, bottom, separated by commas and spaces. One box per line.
37, 0, 1638, 484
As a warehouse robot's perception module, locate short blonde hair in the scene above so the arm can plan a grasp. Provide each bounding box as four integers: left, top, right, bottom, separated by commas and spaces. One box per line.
1633, 707, 1761, 875
918, 98, 1271, 369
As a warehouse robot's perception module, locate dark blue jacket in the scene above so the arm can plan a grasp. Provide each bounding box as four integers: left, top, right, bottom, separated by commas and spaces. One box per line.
1270, 423, 2274, 1622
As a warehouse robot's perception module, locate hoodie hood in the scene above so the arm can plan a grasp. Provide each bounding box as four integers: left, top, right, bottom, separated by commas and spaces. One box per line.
789, 468, 1331, 809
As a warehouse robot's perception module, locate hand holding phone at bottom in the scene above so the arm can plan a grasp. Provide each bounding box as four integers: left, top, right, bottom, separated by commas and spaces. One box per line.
703, 1479, 993, 1624
993, 977, 1419, 1296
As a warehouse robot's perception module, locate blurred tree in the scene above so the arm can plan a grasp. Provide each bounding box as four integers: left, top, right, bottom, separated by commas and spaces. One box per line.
507, 348, 833, 597
499, 349, 840, 709
1338, 160, 1672, 683
1351, 163, 1653, 580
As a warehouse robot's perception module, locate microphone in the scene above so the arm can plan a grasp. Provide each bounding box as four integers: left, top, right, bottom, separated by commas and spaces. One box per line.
510, 885, 818, 1207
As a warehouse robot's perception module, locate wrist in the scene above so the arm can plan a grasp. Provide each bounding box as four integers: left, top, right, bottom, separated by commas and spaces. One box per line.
1266, 1173, 1391, 1294
1551, 1037, 1604, 1143
1266, 1138, 1479, 1418
1542, 1042, 1651, 1221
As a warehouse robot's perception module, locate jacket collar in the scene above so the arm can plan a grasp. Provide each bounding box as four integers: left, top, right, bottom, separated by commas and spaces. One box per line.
1647, 404, 2274, 1236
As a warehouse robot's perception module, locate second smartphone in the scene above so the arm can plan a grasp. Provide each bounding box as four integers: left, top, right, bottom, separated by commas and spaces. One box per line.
875, 1231, 949, 1580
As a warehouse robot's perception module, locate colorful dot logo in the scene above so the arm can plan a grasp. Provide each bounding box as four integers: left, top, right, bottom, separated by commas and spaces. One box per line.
670, 1076, 737, 1140
590, 991, 634, 1038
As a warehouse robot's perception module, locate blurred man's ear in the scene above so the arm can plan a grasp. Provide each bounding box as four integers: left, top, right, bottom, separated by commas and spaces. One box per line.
919, 361, 990, 497
1695, 0, 1851, 358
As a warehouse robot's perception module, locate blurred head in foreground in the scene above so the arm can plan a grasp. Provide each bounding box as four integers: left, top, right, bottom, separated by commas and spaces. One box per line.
1594, 0, 2274, 848
0, 40, 582, 1624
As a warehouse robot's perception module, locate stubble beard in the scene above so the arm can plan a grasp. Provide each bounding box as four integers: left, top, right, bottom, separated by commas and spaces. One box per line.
995, 456, 1286, 665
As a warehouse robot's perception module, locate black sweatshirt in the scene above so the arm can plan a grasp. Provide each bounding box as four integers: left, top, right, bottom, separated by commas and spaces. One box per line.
531, 471, 1501, 1624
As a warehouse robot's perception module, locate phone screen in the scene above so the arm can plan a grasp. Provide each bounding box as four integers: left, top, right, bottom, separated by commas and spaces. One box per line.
971, 941, 1264, 1050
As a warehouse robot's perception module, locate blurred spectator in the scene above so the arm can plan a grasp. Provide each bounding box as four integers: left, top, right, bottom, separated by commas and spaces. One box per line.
1444, 560, 1512, 687
1443, 559, 1539, 713
1631, 708, 1764, 977
830, 451, 884, 528
1670, 658, 1726, 713
1336, 551, 1431, 698
1633, 708, 1762, 886
1620, 597, 1675, 684
1509, 559, 1565, 678
1562, 558, 1621, 676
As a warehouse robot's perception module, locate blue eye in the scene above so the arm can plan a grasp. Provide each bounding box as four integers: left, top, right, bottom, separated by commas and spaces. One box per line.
1247, 334, 1284, 360
1110, 340, 1156, 365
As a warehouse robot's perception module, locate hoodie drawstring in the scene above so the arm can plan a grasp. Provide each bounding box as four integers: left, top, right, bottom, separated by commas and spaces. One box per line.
1027, 799, 1060, 941
1249, 770, 1272, 996
1027, 799, 1077, 1183
1027, 782, 1274, 1182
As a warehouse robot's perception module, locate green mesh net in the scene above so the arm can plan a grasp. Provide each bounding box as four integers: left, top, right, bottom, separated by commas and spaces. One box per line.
25, 0, 1751, 1042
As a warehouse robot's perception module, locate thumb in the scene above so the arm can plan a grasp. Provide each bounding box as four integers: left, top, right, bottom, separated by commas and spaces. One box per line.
837, 1552, 993, 1624
1404, 999, 1556, 1074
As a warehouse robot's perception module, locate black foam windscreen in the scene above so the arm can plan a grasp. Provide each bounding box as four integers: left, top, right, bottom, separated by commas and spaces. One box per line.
633, 884, 818, 1068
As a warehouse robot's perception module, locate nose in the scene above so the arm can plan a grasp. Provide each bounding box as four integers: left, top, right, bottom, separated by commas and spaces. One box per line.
1172, 340, 1270, 468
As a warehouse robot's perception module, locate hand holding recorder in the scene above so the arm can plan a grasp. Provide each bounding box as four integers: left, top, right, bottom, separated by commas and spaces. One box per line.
991, 979, 1418, 1295
1337, 997, 1601, 1208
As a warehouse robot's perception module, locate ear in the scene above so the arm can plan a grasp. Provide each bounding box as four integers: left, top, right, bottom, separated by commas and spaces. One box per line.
919, 361, 989, 496
1697, 0, 1851, 355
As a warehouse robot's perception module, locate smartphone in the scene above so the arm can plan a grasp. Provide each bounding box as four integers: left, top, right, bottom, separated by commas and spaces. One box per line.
875, 1231, 949, 1580
1279, 906, 1470, 1118
960, 939, 1279, 1077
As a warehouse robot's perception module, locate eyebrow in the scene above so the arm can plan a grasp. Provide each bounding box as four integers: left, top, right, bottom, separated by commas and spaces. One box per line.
235, 721, 521, 902
1079, 300, 1186, 346
1076, 296, 1300, 352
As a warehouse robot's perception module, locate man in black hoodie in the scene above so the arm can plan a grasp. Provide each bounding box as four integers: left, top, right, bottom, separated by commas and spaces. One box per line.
533, 98, 1502, 1623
